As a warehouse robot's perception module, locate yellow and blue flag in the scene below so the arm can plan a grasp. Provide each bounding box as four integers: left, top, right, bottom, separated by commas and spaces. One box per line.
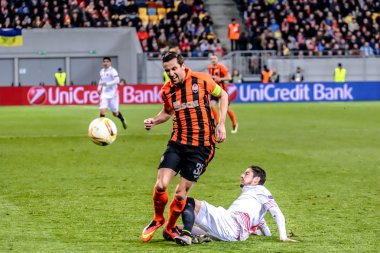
0, 29, 23, 47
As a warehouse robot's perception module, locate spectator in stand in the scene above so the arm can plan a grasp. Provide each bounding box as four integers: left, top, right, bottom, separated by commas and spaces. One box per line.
270, 68, 280, 83
120, 78, 127, 85
238, 0, 380, 56
291, 67, 304, 82
237, 31, 248, 51
374, 43, 380, 56
232, 69, 242, 83
360, 42, 374, 57
1, 0, 221, 58
137, 26, 149, 51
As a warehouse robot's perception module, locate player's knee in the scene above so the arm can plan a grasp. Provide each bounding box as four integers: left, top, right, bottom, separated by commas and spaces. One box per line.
174, 192, 186, 201
155, 183, 167, 192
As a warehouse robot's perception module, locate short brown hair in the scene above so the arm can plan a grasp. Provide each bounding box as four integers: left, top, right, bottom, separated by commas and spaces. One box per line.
249, 165, 266, 185
162, 52, 184, 65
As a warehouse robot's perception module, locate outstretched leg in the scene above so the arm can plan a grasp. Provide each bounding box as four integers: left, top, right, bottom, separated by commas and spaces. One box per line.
113, 111, 127, 129
175, 198, 211, 246
141, 168, 175, 243
228, 108, 238, 134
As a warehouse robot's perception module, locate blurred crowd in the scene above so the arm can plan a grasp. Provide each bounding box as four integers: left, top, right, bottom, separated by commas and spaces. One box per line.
2, 0, 379, 57
236, 0, 380, 56
0, 0, 224, 57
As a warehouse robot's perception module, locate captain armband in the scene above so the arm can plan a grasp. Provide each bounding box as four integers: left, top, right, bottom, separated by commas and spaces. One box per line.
211, 84, 222, 97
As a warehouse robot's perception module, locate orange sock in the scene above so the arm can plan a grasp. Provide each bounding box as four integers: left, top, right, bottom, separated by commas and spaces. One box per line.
212, 108, 219, 123
228, 110, 237, 127
153, 187, 168, 222
166, 197, 186, 229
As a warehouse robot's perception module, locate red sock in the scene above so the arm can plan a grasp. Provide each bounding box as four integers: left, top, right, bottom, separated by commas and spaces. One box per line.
228, 110, 237, 127
153, 187, 168, 222
166, 197, 186, 229
212, 108, 219, 123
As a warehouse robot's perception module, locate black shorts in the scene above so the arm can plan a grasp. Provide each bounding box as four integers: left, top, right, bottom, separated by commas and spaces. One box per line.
210, 95, 219, 102
210, 95, 231, 105
158, 141, 215, 182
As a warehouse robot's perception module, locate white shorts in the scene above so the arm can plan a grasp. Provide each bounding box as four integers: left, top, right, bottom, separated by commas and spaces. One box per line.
99, 96, 119, 112
195, 201, 239, 241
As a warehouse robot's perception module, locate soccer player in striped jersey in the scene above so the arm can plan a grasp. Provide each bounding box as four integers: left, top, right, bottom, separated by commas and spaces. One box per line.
175, 165, 298, 245
141, 52, 229, 242
207, 54, 238, 134
97, 57, 127, 129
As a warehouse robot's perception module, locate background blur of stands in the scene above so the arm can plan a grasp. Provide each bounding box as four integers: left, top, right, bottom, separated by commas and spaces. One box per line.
0, 28, 379, 86
1, 0, 380, 86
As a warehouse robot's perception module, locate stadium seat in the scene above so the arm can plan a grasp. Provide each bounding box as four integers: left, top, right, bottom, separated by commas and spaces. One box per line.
147, 8, 157, 16
174, 0, 180, 11
140, 13, 149, 25
149, 15, 159, 23
157, 8, 166, 15
138, 7, 147, 16
157, 8, 166, 19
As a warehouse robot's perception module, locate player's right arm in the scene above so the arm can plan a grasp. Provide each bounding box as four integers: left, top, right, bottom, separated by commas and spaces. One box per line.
97, 70, 103, 95
97, 80, 102, 95
144, 90, 173, 130
257, 218, 272, 236
144, 107, 173, 131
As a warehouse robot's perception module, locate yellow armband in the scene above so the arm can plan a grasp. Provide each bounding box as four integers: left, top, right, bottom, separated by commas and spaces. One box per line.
211, 84, 222, 97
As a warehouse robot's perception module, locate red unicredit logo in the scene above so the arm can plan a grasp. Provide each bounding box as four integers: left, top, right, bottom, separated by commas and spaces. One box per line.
27, 87, 47, 105
227, 84, 238, 102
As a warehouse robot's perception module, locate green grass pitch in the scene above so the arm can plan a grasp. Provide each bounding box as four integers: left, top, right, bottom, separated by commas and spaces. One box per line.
1, 103, 379, 253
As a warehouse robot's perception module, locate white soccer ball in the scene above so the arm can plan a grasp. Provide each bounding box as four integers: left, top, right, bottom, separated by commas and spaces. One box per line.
88, 117, 117, 146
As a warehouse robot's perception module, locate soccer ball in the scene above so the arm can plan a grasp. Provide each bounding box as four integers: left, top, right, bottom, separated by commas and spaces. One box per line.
88, 117, 117, 146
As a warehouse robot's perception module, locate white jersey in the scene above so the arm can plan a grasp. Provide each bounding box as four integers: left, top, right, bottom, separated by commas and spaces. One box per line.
227, 185, 287, 241
98, 66, 120, 99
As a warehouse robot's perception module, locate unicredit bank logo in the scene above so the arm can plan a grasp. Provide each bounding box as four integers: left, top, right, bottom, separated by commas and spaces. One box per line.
227, 84, 238, 102
28, 87, 47, 105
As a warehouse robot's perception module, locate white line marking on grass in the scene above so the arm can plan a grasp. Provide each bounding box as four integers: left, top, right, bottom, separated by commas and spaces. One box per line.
0, 133, 168, 139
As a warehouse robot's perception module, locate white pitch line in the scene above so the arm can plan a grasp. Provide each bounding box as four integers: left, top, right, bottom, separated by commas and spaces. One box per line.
0, 133, 169, 139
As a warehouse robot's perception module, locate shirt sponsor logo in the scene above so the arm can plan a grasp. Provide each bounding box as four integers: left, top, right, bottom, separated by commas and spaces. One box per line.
173, 100, 199, 111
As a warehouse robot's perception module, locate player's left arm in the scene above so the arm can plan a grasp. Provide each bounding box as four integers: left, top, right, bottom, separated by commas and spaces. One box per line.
208, 76, 227, 142
267, 201, 298, 242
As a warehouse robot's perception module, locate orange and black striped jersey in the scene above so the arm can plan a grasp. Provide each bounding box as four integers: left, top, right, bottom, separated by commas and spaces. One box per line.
161, 68, 218, 146
207, 63, 230, 91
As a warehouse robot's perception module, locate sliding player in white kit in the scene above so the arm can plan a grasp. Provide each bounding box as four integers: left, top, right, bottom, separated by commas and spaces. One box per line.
175, 165, 298, 245
97, 57, 127, 129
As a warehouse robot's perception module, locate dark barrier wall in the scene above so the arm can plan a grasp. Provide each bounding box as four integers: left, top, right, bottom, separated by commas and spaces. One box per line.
0, 82, 379, 106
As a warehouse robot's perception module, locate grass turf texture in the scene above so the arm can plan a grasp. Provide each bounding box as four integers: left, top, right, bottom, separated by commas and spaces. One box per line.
0, 103, 379, 253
